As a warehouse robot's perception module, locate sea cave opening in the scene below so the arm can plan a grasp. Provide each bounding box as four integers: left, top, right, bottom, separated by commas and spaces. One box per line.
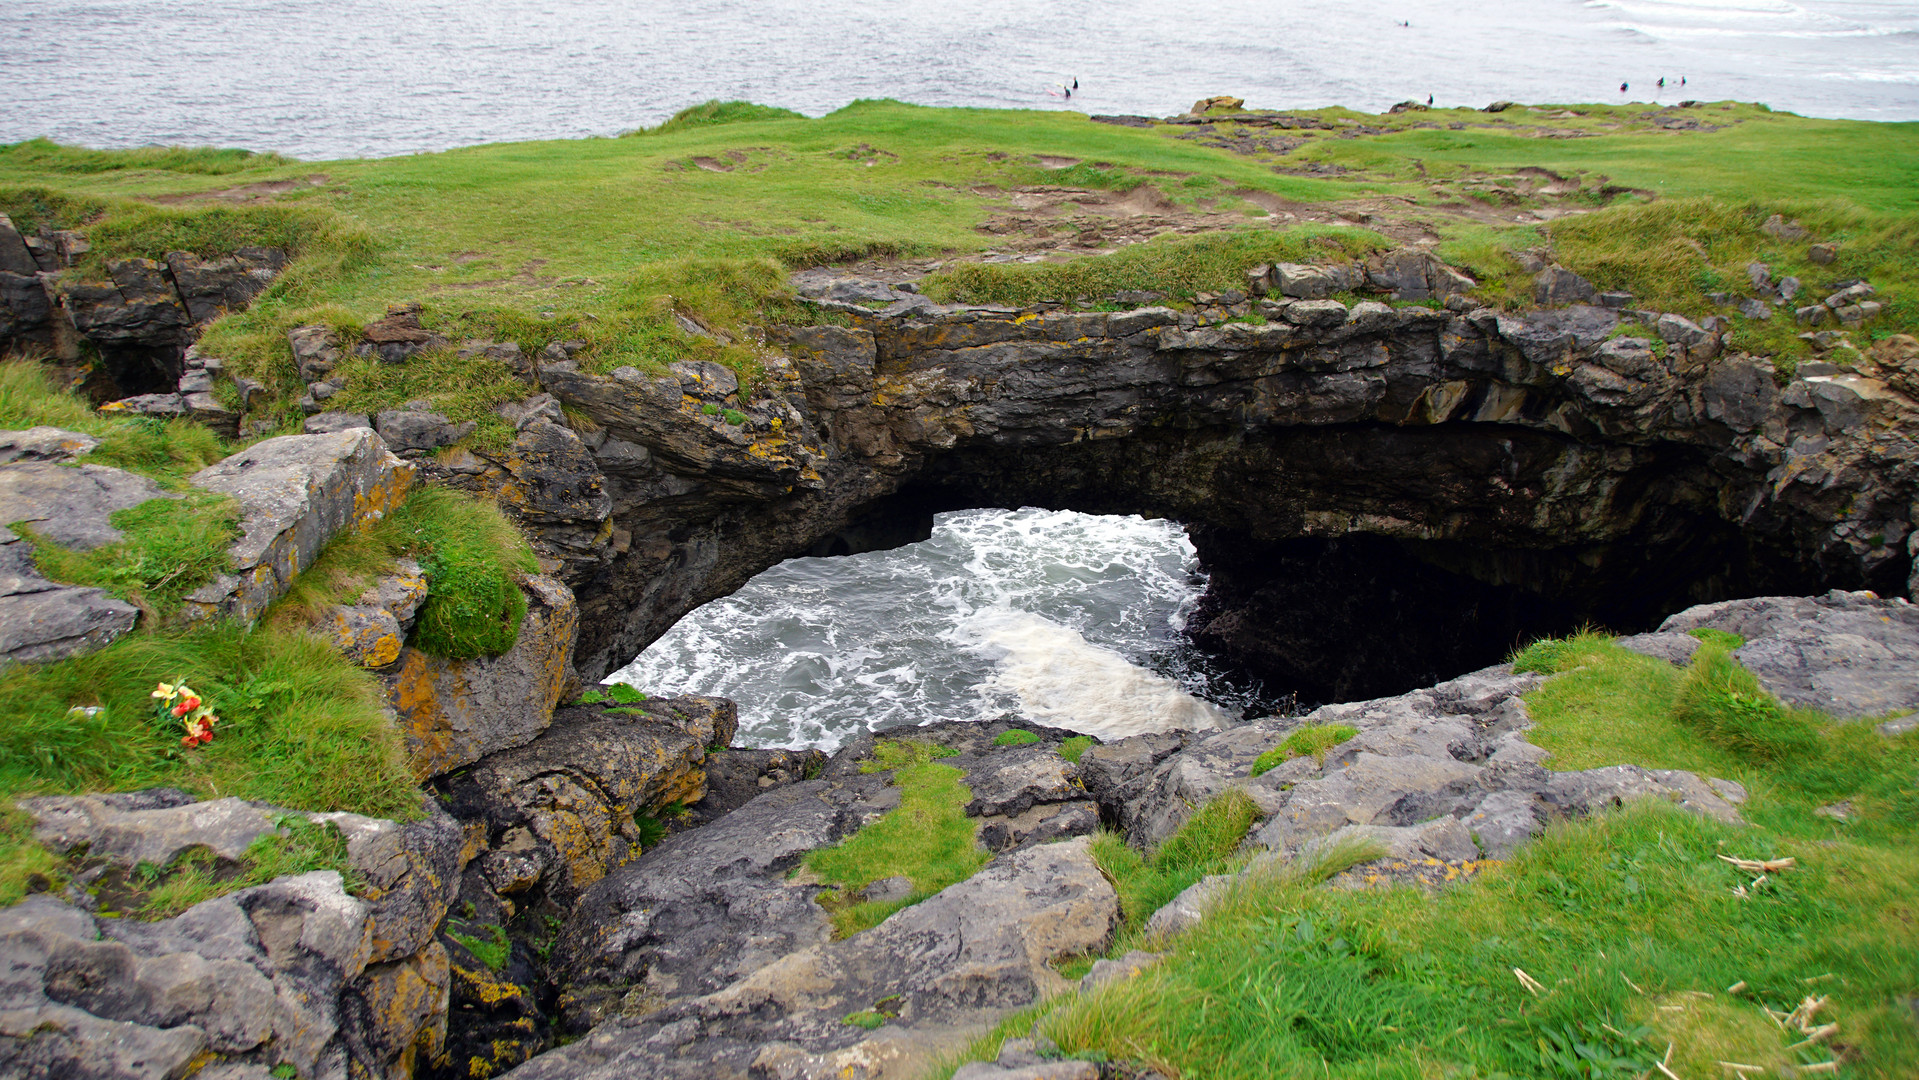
604, 489, 1847, 751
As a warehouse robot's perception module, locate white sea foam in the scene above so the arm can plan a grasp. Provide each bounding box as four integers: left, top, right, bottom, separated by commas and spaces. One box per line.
957, 609, 1229, 739
607, 507, 1245, 750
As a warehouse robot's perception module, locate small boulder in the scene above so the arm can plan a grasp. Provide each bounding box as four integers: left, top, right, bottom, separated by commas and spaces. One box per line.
374, 408, 474, 453
304, 411, 373, 434
1533, 266, 1599, 307
1761, 214, 1809, 241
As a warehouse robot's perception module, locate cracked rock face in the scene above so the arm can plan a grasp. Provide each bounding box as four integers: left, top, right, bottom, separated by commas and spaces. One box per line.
511, 836, 1116, 1080
1, 792, 465, 1080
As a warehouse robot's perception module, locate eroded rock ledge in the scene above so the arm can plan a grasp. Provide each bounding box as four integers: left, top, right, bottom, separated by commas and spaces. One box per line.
419, 278, 1919, 701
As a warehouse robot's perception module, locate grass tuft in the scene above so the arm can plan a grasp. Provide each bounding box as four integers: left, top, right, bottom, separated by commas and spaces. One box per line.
1672, 638, 1826, 765
992, 729, 1042, 747
635, 100, 807, 137
1251, 723, 1358, 775
805, 739, 985, 938
1058, 735, 1095, 764
385, 487, 538, 659
19, 491, 238, 617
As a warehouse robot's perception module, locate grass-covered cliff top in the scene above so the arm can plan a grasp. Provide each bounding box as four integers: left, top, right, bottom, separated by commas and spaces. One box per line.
3, 97, 1916, 434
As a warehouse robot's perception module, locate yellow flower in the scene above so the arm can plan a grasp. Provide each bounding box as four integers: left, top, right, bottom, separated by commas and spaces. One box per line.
151, 682, 178, 700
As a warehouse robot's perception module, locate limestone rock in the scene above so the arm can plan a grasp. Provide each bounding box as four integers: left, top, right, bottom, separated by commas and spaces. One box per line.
304, 411, 372, 434
325, 604, 407, 668
384, 575, 578, 779
182, 429, 414, 624
1534, 266, 1599, 306
22, 792, 280, 867
0, 426, 98, 465
375, 407, 475, 453
438, 695, 735, 906
1658, 591, 1919, 718
0, 541, 140, 664
0, 462, 157, 661
551, 771, 892, 1024
1079, 949, 1163, 993
0, 871, 403, 1080
288, 324, 342, 383
496, 419, 612, 571
0, 461, 171, 552
515, 837, 1115, 1080
61, 259, 191, 348
164, 248, 285, 326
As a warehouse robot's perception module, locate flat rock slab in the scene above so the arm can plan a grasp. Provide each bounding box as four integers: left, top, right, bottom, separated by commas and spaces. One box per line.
511, 836, 1116, 1080
0, 427, 100, 465
0, 461, 170, 551
0, 463, 150, 663
0, 534, 139, 664
183, 429, 413, 624
1658, 591, 1919, 719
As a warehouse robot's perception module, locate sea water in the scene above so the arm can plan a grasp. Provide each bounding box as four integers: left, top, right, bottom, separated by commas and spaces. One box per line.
606, 508, 1246, 750
1, 0, 1913, 159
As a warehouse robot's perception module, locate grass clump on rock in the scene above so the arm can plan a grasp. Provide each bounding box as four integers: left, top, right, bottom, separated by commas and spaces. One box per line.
991, 728, 1041, 747
1249, 723, 1358, 776
18, 490, 239, 618
267, 484, 538, 660
804, 739, 984, 938
1091, 789, 1261, 931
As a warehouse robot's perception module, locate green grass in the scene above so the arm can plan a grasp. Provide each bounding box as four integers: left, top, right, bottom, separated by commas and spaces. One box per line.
135, 815, 362, 919
1251, 723, 1358, 776
0, 622, 419, 902
803, 739, 985, 938
921, 227, 1388, 307
0, 138, 292, 177
633, 100, 807, 137
939, 633, 1919, 1078
1092, 789, 1262, 933
992, 729, 1042, 747
263, 483, 536, 660
578, 681, 645, 705
18, 490, 239, 617
447, 922, 511, 971
4, 100, 1913, 423
1, 362, 233, 483
1058, 735, 1095, 763
1672, 637, 1828, 764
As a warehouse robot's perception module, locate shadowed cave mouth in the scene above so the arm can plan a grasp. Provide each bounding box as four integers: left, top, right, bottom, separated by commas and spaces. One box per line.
609, 490, 1860, 749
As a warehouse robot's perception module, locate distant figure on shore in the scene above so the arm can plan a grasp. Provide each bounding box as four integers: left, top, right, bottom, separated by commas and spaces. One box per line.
1620, 82, 1629, 93
1658, 77, 1666, 88
1072, 78, 1078, 90
1427, 93, 1433, 105
1681, 76, 1687, 86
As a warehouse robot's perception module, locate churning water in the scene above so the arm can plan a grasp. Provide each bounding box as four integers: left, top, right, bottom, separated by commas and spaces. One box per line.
2, 0, 1914, 159
607, 509, 1246, 751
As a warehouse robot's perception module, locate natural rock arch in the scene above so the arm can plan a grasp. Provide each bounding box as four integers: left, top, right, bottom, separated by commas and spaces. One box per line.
495, 293, 1915, 703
